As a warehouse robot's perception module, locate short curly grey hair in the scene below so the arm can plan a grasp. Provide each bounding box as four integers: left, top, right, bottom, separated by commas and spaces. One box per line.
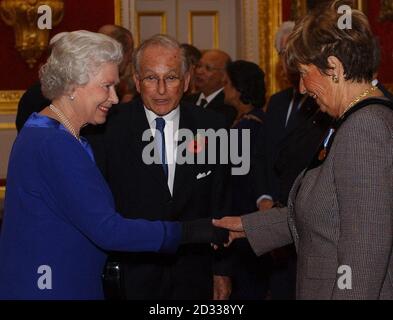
133, 34, 189, 76
275, 21, 295, 54
40, 30, 123, 100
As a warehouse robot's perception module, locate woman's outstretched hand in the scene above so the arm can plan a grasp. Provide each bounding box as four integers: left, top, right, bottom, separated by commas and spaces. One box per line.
212, 217, 246, 248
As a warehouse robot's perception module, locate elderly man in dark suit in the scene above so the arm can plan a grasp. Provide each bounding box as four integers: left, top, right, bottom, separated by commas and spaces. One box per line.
187, 49, 236, 128
91, 34, 231, 300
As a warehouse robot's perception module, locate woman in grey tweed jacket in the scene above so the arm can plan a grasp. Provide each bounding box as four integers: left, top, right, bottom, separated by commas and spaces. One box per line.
214, 0, 393, 300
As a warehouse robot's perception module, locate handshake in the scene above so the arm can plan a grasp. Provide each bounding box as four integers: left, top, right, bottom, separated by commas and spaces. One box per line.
181, 216, 246, 248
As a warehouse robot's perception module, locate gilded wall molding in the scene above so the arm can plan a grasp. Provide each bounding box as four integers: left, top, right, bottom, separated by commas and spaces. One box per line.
356, 0, 367, 12
380, 0, 393, 21
0, 90, 24, 114
291, 0, 307, 20
114, 0, 122, 25
0, 186, 5, 201
258, 0, 282, 98
0, 123, 16, 130
240, 0, 259, 63
0, 0, 64, 68
293, 0, 367, 18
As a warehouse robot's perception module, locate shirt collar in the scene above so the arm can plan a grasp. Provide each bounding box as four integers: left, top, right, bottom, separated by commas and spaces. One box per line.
199, 88, 224, 104
144, 105, 180, 128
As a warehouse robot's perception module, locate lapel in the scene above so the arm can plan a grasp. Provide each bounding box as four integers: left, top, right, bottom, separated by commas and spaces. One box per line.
206, 91, 223, 110
172, 104, 198, 200
284, 90, 301, 133
187, 93, 200, 105
129, 100, 172, 197
285, 95, 319, 134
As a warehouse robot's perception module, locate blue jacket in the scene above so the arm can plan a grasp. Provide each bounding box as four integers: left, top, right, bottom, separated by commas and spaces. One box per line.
0, 113, 181, 299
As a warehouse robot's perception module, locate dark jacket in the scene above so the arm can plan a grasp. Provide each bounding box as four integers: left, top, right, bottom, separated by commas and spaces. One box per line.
87, 97, 231, 299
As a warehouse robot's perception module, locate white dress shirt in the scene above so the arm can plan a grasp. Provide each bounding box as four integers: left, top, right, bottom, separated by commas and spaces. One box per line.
196, 88, 224, 107
144, 106, 180, 196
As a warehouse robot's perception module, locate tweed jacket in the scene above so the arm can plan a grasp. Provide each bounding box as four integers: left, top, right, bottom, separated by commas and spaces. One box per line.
242, 102, 393, 299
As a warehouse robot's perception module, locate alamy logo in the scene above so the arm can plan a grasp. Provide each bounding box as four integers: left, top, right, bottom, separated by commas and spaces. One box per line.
37, 5, 53, 30
142, 128, 251, 176
37, 265, 52, 290
337, 265, 352, 290
337, 5, 352, 30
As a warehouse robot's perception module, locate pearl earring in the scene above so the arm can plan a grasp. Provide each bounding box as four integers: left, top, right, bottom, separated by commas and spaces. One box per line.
69, 95, 75, 101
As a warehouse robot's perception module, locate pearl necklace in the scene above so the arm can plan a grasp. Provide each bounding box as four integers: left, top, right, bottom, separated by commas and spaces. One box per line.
49, 103, 80, 141
340, 85, 377, 118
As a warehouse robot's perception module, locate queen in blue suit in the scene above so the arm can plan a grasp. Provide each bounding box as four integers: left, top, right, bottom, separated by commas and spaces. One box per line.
0, 31, 223, 299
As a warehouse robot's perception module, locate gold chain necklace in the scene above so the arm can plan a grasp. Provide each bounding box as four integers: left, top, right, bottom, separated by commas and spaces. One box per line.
341, 85, 377, 117
49, 103, 80, 141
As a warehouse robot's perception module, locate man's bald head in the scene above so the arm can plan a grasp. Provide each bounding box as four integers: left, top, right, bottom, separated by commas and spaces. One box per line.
202, 50, 231, 68
195, 49, 231, 96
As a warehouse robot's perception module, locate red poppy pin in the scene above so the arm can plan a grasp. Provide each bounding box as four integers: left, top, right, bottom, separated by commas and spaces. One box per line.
187, 133, 207, 154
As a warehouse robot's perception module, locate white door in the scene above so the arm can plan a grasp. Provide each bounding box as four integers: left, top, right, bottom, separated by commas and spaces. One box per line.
125, 0, 238, 59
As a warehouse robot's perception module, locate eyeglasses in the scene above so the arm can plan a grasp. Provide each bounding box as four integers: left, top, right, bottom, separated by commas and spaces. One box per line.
139, 75, 181, 88
195, 63, 224, 72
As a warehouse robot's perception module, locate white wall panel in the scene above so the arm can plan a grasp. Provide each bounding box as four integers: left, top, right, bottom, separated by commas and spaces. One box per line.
177, 0, 237, 58
189, 13, 218, 50
134, 0, 176, 44
130, 0, 238, 58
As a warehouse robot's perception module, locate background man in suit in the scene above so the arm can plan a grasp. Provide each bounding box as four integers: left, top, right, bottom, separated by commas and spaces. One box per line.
93, 34, 231, 300
255, 20, 332, 213
180, 43, 202, 97
190, 49, 236, 127
253, 21, 332, 299
98, 25, 136, 103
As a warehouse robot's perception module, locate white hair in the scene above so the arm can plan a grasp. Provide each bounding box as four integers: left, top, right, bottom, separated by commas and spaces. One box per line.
133, 34, 189, 76
40, 30, 123, 100
275, 21, 295, 54
49, 32, 68, 47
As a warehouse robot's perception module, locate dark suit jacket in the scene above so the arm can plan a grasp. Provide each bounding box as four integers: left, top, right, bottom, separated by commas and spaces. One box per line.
88, 97, 231, 299
15, 82, 50, 132
231, 108, 265, 215
186, 91, 237, 128
255, 87, 332, 204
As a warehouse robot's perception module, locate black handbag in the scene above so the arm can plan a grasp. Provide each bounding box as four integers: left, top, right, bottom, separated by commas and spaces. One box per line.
102, 260, 124, 300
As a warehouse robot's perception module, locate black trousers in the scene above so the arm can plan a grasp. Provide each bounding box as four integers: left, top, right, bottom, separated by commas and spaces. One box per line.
102, 247, 213, 300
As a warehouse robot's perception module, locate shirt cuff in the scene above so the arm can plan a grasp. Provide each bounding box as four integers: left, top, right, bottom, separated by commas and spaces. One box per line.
256, 194, 273, 207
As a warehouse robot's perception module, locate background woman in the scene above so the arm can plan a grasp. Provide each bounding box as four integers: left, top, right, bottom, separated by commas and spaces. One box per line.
223, 60, 271, 300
